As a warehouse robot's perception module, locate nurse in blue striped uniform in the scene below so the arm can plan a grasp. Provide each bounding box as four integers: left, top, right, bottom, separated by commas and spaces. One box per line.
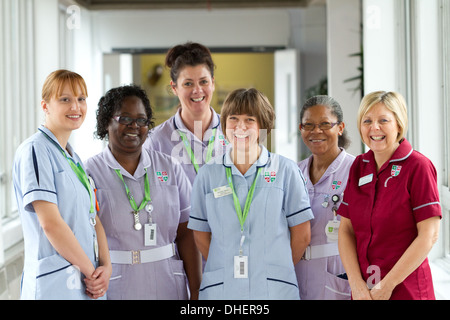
188, 88, 314, 300
12, 70, 111, 300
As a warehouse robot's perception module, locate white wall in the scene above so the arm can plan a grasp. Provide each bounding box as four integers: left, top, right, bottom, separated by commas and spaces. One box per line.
34, 0, 60, 124
91, 9, 291, 52
289, 7, 327, 100
288, 7, 328, 160
363, 0, 400, 93
66, 4, 105, 161
70, 6, 328, 161
327, 0, 363, 157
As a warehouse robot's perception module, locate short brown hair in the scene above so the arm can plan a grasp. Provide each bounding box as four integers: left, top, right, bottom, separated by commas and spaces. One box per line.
41, 69, 88, 101
220, 88, 275, 137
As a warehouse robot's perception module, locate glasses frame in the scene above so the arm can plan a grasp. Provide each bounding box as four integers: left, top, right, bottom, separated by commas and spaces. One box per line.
300, 122, 340, 131
112, 116, 150, 127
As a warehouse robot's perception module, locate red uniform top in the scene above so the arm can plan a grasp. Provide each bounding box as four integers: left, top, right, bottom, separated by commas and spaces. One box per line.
338, 139, 441, 300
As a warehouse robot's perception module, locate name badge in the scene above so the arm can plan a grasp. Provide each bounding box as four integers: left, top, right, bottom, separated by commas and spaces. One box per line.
325, 220, 340, 242
213, 185, 233, 198
358, 173, 373, 186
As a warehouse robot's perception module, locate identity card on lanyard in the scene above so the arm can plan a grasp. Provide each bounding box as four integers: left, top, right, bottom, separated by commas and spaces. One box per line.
115, 168, 157, 246
178, 128, 216, 173
225, 167, 262, 279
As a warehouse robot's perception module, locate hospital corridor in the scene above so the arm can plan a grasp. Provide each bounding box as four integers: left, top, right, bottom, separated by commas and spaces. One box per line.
0, 0, 449, 302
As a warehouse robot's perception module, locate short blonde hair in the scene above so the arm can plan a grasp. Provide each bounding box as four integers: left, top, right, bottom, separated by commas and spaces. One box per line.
41, 69, 88, 102
357, 91, 408, 142
220, 88, 275, 136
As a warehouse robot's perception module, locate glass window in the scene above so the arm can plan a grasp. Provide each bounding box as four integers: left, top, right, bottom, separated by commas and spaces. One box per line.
0, 0, 35, 223
440, 0, 450, 258
442, 0, 450, 189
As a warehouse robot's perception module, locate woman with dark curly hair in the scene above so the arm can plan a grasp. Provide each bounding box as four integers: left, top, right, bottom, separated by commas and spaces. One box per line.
84, 84, 201, 299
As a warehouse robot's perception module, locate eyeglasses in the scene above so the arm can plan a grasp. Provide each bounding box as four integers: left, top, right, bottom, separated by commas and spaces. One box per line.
300, 122, 340, 131
113, 116, 150, 127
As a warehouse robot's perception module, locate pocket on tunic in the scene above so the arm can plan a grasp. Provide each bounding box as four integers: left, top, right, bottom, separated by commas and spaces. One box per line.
169, 259, 188, 300
199, 268, 224, 300
324, 271, 351, 300
109, 263, 123, 282
36, 254, 87, 300
266, 264, 299, 300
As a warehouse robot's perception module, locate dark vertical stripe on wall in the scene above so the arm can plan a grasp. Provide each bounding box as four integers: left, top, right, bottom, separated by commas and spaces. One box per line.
32, 145, 39, 186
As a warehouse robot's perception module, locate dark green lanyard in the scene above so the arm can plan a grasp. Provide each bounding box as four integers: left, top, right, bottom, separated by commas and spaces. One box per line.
40, 130, 94, 213
178, 128, 216, 173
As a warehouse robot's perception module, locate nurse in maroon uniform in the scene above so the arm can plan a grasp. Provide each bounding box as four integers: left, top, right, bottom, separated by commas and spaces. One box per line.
338, 91, 441, 300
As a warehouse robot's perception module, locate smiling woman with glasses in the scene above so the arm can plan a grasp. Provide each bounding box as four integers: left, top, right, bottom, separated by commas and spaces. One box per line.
112, 115, 151, 127
84, 84, 201, 300
300, 121, 341, 131
295, 95, 354, 300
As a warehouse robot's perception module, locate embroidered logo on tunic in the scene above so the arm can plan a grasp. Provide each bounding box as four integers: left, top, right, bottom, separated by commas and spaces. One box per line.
156, 171, 168, 182
391, 165, 402, 177
218, 134, 228, 146
264, 171, 276, 183
332, 180, 342, 190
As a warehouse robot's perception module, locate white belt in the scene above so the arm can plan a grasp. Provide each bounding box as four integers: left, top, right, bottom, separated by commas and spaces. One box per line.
302, 243, 339, 260
109, 243, 176, 265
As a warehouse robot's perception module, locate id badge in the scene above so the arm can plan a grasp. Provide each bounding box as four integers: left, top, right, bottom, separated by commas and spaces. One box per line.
234, 255, 248, 278
93, 235, 99, 262
325, 220, 340, 242
145, 223, 157, 246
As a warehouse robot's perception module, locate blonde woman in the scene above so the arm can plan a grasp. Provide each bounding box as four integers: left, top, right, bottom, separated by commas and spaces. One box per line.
338, 91, 441, 300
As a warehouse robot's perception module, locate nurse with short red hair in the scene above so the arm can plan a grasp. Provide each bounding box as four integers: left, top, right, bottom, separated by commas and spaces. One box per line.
338, 91, 441, 300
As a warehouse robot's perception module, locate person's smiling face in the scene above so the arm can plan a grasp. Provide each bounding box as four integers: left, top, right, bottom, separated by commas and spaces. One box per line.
226, 114, 260, 154
300, 104, 344, 157
360, 102, 400, 157
43, 83, 87, 134
171, 64, 215, 118
108, 96, 149, 154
